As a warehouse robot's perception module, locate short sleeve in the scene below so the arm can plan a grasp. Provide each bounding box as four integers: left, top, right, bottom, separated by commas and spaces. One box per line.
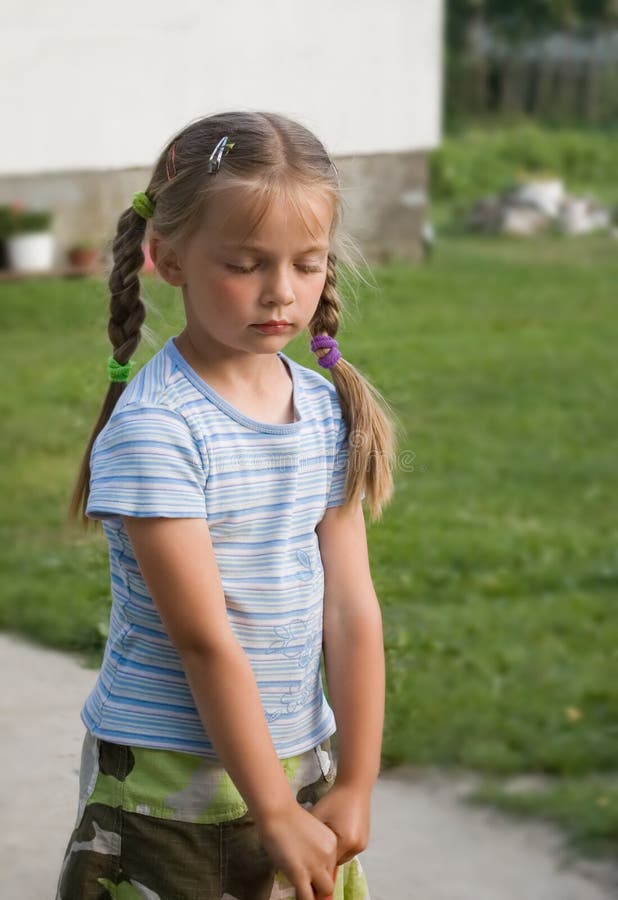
86, 403, 208, 521
325, 414, 350, 509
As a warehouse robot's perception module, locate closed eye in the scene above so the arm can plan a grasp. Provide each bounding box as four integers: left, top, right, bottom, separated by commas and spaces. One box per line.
226, 263, 260, 274
296, 265, 323, 274
227, 263, 323, 275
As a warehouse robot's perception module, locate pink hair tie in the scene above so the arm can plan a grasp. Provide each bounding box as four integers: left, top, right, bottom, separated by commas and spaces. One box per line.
310, 334, 341, 369
166, 142, 177, 181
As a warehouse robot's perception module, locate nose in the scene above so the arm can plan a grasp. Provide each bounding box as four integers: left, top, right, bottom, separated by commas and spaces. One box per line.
260, 263, 296, 307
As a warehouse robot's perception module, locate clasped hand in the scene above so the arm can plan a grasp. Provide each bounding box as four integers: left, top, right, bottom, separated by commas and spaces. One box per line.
256, 778, 371, 900
309, 780, 371, 866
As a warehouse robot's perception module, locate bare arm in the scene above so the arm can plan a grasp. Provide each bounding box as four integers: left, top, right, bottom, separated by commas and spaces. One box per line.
316, 501, 385, 791
122, 515, 340, 899
305, 499, 384, 868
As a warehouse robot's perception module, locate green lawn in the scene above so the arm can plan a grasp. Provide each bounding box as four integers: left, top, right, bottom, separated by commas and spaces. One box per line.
1, 232, 616, 862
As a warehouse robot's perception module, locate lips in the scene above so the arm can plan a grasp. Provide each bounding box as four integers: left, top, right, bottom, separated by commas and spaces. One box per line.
253, 321, 292, 334
256, 321, 290, 325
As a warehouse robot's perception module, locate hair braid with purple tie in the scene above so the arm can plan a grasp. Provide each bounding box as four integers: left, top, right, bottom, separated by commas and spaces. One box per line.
310, 334, 342, 369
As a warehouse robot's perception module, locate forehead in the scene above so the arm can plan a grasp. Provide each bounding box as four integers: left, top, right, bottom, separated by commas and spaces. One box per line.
200, 183, 334, 249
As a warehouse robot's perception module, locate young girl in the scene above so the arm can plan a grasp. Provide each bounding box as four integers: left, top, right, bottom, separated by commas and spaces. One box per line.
58, 110, 395, 900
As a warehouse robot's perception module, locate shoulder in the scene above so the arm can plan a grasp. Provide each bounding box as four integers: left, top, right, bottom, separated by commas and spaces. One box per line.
99, 340, 205, 448
93, 382, 205, 471
87, 402, 208, 523
113, 339, 189, 412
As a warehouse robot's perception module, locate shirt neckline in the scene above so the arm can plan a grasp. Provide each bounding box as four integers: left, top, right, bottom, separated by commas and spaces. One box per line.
165, 336, 304, 434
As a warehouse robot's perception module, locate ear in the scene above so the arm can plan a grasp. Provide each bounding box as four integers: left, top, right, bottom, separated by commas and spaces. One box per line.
149, 231, 186, 287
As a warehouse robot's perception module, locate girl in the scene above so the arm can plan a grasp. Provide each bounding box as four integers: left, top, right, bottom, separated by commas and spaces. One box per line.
59, 110, 396, 900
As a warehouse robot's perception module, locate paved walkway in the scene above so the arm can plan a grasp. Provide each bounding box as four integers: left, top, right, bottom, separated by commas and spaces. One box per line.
1, 632, 616, 900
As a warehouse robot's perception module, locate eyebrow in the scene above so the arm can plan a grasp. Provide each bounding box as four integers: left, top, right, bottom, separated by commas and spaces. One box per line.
221, 242, 329, 254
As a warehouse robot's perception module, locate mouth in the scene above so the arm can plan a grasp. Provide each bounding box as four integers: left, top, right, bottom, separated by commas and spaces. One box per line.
252, 321, 293, 333
255, 320, 291, 326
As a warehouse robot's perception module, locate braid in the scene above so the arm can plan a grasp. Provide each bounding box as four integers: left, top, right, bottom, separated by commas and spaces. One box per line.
310, 252, 340, 342
67, 205, 149, 526
107, 207, 148, 364
309, 253, 395, 521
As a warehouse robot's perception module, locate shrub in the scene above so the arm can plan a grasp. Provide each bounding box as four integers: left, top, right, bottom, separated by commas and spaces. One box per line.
0, 205, 19, 239
430, 125, 618, 206
15, 209, 53, 233
0, 204, 53, 238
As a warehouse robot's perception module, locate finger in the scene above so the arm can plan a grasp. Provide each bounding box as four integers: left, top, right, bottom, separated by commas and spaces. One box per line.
311, 880, 334, 900
296, 876, 316, 900
326, 864, 339, 900
312, 864, 338, 900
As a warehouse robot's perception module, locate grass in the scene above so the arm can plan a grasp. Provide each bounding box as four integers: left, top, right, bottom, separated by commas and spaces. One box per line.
1, 231, 617, 863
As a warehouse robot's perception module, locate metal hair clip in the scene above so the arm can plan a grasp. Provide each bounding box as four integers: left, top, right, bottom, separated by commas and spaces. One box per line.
207, 135, 235, 174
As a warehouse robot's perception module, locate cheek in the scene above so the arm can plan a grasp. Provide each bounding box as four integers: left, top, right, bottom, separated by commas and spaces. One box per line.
303, 273, 327, 307
207, 275, 249, 316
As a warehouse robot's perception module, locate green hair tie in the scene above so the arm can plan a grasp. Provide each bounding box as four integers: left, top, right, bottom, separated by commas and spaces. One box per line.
108, 356, 136, 383
132, 191, 155, 220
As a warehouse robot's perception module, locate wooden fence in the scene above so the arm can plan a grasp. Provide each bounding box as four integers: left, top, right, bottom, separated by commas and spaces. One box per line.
448, 29, 618, 125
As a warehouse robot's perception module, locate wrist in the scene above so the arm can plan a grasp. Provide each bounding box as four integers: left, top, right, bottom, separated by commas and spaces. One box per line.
333, 769, 378, 794
251, 790, 298, 829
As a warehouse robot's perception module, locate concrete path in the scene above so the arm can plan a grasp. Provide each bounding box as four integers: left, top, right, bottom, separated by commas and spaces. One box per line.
1, 632, 616, 900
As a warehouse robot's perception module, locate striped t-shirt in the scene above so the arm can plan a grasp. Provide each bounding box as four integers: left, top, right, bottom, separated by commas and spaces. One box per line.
82, 335, 349, 758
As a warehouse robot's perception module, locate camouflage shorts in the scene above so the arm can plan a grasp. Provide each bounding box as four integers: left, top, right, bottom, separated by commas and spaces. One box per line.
55, 730, 371, 899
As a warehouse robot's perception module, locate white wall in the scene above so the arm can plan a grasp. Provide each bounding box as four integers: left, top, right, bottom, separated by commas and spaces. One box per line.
0, 0, 443, 175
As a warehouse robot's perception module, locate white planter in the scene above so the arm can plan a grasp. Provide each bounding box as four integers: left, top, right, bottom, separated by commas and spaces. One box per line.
512, 179, 565, 218
6, 232, 55, 272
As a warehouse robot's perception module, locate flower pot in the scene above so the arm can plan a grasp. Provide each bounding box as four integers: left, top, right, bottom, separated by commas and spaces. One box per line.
68, 247, 101, 271
6, 232, 55, 272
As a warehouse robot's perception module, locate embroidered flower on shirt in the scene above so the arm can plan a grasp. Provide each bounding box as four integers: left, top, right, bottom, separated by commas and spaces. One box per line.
266, 681, 316, 721
295, 548, 314, 582
266, 614, 320, 669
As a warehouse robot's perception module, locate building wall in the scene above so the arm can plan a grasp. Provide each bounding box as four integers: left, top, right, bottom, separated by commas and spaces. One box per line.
0, 150, 428, 267
0, 0, 443, 262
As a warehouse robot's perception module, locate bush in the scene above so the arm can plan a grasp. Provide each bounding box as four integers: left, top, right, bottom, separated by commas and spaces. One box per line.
430, 125, 618, 207
0, 205, 17, 239
0, 204, 53, 238
16, 209, 53, 234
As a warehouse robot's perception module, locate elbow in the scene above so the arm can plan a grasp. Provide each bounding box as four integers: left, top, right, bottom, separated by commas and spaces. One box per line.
173, 628, 238, 660
325, 587, 383, 638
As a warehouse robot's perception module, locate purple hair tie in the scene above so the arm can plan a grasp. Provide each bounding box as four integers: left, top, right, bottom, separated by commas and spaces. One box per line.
310, 334, 342, 369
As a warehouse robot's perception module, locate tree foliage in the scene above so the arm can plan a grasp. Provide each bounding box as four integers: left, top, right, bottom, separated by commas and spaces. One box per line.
447, 0, 618, 49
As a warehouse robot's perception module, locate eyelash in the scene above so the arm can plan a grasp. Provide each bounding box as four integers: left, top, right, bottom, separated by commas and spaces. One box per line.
227, 264, 323, 275
227, 264, 259, 274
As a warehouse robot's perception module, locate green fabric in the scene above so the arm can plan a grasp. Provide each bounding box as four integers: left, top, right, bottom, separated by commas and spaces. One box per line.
58, 735, 371, 899
108, 356, 136, 383
87, 741, 304, 825
132, 191, 155, 219
97, 878, 145, 899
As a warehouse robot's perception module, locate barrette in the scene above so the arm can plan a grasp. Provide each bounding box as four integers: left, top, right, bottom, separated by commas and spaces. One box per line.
207, 135, 235, 174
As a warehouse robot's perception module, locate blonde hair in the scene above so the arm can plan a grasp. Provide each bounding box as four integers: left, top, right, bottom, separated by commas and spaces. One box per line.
68, 111, 397, 527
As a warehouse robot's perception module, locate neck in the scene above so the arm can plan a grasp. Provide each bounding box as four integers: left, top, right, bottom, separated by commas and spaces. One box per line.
173, 330, 289, 391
